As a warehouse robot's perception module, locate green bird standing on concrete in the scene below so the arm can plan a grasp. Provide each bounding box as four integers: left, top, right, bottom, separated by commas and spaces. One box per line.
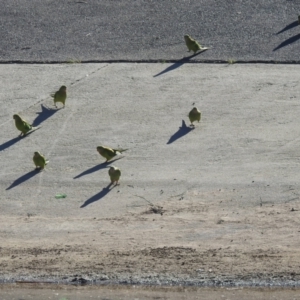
51, 85, 67, 108
184, 35, 208, 54
13, 114, 32, 137
33, 151, 49, 170
97, 146, 128, 162
189, 107, 201, 126
108, 166, 121, 185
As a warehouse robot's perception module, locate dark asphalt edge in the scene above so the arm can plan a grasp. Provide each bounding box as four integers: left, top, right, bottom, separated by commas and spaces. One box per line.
1, 60, 300, 64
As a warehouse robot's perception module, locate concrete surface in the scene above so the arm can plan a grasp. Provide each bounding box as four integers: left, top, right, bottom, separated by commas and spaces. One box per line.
2, 63, 300, 219
1, 1, 300, 62
1, 63, 300, 287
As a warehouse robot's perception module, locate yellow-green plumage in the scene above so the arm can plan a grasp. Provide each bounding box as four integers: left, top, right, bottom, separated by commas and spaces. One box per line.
109, 166, 121, 185
189, 107, 201, 126
184, 35, 202, 54
13, 114, 32, 136
33, 152, 48, 170
97, 146, 128, 162
51, 85, 67, 108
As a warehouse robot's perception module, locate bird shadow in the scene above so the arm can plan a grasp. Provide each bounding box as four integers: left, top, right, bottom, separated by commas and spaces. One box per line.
32, 104, 59, 127
6, 169, 39, 190
0, 128, 40, 152
73, 157, 123, 179
167, 120, 194, 144
153, 50, 208, 77
80, 184, 114, 208
0, 136, 21, 152
276, 21, 299, 35
273, 33, 300, 51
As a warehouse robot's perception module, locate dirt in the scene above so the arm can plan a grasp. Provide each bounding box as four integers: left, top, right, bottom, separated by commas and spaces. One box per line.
1, 197, 300, 286
1, 285, 300, 300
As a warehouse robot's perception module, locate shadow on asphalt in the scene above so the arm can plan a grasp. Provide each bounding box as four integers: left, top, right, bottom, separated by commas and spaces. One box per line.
6, 169, 39, 190
0, 127, 41, 152
273, 33, 300, 51
73, 157, 123, 179
167, 120, 194, 144
276, 21, 299, 35
153, 50, 207, 77
80, 184, 114, 208
0, 136, 21, 152
32, 104, 59, 127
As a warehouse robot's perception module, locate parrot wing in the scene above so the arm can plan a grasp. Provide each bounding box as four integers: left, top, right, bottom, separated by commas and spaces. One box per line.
23, 121, 32, 131
24, 126, 42, 136
113, 148, 128, 154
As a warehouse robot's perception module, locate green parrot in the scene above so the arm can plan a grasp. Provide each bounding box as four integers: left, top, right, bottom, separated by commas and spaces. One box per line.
97, 146, 128, 162
189, 107, 201, 126
13, 114, 32, 137
184, 35, 208, 54
33, 151, 49, 170
51, 85, 67, 108
108, 166, 121, 185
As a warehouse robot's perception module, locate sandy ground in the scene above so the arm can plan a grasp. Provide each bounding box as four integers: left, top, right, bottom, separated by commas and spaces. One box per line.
1, 63, 300, 287
1, 285, 300, 300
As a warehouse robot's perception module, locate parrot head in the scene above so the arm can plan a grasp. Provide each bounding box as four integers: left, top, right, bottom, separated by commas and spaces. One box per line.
97, 146, 104, 153
13, 114, 21, 120
59, 85, 67, 92
184, 35, 191, 41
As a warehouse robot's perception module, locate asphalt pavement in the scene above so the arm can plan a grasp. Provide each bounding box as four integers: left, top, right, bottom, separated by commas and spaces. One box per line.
1, 0, 300, 62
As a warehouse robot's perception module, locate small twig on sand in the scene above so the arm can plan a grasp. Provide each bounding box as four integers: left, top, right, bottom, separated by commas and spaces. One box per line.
134, 195, 164, 215
134, 195, 154, 206
171, 192, 185, 198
